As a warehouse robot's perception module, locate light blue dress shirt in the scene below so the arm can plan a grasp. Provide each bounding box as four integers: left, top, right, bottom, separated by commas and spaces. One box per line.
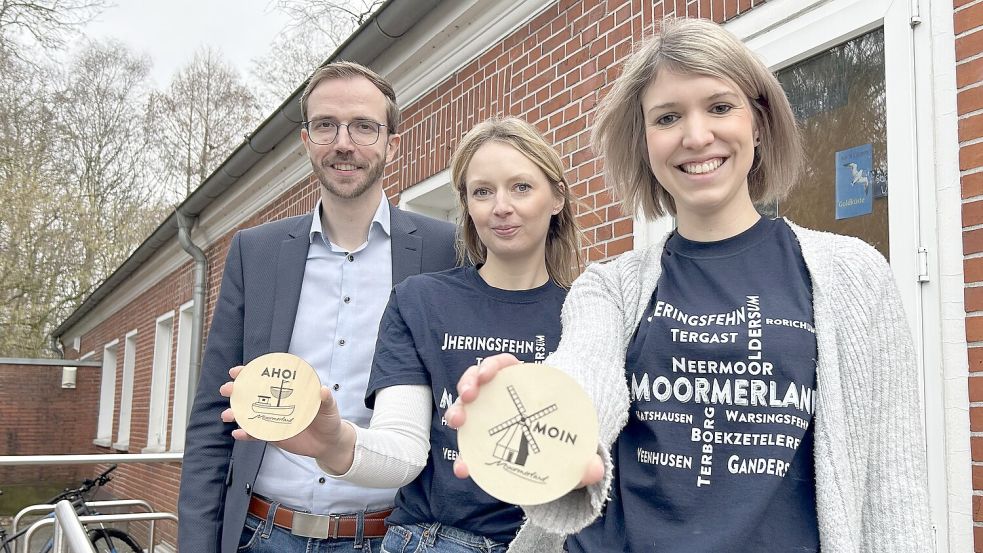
252, 195, 396, 513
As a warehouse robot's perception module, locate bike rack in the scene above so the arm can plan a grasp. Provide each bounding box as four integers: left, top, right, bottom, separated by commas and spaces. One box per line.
51, 501, 95, 553
11, 500, 153, 553
25, 512, 177, 553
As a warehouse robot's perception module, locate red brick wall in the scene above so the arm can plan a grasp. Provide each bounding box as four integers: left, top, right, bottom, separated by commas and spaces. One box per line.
958, 0, 983, 546
0, 363, 101, 484
388, 0, 765, 262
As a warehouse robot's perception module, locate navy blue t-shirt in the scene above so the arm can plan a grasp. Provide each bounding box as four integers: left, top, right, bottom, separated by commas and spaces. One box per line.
568, 217, 819, 553
366, 266, 567, 544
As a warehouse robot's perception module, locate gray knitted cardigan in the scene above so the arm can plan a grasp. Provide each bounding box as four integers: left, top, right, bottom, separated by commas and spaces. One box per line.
508, 221, 932, 553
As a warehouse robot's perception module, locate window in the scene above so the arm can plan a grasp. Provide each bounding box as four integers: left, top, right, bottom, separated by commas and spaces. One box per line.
170, 301, 195, 451
145, 312, 174, 452
94, 340, 118, 447
773, 28, 889, 258
114, 330, 137, 451
399, 169, 460, 223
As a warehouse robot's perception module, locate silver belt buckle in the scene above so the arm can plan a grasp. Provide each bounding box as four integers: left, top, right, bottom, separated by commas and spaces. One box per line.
291, 511, 332, 539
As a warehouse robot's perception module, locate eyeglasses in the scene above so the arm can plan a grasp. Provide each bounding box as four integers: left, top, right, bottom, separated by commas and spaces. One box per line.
302, 118, 387, 146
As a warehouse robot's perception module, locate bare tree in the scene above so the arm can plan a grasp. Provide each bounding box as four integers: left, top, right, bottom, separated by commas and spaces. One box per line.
0, 0, 108, 60
250, 0, 383, 113
0, 41, 169, 357
53, 39, 168, 294
0, 47, 61, 355
149, 47, 261, 199
274, 0, 381, 44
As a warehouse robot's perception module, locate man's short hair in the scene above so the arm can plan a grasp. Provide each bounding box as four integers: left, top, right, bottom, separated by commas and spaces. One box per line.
300, 61, 400, 133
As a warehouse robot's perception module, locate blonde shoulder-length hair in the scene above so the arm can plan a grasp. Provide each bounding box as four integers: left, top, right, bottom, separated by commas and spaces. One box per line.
592, 17, 803, 219
449, 117, 582, 288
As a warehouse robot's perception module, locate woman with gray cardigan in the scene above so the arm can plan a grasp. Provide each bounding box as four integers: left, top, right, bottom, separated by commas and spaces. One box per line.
448, 17, 932, 553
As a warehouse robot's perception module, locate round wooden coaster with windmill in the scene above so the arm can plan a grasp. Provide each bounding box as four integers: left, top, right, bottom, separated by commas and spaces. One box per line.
457, 363, 598, 505
230, 352, 322, 441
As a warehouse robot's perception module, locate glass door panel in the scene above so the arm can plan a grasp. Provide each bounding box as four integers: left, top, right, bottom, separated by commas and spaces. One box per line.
768, 28, 889, 260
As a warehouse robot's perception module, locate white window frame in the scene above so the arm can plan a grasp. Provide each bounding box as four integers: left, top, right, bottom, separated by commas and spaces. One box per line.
632, 214, 674, 251
94, 339, 119, 447
114, 330, 137, 451
398, 169, 460, 223
169, 301, 195, 452
144, 311, 175, 453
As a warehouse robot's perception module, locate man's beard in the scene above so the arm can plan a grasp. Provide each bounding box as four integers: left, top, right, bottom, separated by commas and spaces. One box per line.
312, 154, 385, 200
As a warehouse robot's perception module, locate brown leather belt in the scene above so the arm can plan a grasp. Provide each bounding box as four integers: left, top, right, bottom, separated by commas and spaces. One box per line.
248, 495, 391, 539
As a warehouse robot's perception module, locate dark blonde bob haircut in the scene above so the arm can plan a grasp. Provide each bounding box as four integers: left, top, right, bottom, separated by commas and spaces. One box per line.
449, 117, 582, 288
592, 18, 803, 219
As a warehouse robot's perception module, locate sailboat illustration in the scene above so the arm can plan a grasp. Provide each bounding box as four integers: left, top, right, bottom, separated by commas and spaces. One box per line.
488, 385, 557, 466
252, 378, 296, 417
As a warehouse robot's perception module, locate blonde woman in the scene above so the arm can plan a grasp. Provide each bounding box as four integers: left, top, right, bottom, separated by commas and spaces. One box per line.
223, 117, 581, 552
450, 18, 932, 553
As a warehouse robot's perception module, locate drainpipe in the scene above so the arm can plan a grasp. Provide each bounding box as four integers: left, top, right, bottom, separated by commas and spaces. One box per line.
49, 335, 64, 358
176, 210, 208, 403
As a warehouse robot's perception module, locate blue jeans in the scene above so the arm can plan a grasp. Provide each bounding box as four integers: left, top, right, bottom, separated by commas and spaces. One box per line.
380, 523, 507, 553
239, 512, 380, 553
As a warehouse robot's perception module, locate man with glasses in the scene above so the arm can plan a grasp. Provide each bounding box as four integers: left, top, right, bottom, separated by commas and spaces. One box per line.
178, 61, 457, 553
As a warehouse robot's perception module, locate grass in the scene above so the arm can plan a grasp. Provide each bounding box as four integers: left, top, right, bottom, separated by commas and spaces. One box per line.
0, 483, 72, 516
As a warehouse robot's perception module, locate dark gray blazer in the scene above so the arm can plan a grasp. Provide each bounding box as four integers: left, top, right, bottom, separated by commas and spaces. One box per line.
177, 206, 456, 553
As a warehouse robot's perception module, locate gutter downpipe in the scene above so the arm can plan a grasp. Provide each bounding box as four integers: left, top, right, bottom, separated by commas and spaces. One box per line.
176, 210, 207, 405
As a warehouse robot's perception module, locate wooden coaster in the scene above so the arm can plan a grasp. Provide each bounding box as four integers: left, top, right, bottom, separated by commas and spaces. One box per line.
457, 363, 598, 506
230, 352, 322, 442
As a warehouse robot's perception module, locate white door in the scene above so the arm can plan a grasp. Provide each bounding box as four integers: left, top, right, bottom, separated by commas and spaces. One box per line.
728, 0, 945, 549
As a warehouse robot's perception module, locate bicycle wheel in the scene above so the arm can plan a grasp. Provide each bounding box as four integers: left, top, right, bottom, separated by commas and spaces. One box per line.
87, 528, 142, 553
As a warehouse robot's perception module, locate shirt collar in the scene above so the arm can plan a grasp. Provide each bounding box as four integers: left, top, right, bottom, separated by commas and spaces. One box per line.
309, 194, 392, 245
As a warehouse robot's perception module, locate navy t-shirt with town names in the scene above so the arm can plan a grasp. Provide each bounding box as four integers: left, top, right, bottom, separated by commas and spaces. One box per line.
567, 217, 820, 553
366, 266, 566, 544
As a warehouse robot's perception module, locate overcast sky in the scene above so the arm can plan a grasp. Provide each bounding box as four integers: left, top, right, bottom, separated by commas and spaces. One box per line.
83, 0, 293, 89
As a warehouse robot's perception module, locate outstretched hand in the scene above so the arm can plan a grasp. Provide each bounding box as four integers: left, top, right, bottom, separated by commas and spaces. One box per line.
445, 353, 605, 489
219, 366, 356, 473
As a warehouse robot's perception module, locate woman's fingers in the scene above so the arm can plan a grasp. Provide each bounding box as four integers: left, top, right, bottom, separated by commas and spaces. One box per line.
456, 353, 522, 403
453, 458, 470, 479
577, 454, 605, 488
456, 364, 480, 402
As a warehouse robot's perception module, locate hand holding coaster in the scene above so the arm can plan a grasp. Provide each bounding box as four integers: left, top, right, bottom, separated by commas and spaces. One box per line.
229, 352, 322, 442
456, 363, 599, 505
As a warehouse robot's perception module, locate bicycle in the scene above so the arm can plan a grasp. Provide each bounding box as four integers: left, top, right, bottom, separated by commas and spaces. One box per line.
0, 465, 142, 553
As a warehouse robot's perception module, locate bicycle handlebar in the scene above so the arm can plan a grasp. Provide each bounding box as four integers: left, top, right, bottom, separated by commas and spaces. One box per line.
47, 464, 118, 503
95, 464, 117, 485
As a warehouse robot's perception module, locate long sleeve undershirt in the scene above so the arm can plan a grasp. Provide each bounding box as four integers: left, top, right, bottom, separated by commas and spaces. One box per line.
319, 384, 433, 488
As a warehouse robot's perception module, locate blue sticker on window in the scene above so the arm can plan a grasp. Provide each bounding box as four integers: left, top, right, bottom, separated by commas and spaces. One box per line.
835, 144, 873, 220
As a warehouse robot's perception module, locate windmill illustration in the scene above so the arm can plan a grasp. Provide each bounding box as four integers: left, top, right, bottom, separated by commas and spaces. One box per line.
488, 385, 557, 466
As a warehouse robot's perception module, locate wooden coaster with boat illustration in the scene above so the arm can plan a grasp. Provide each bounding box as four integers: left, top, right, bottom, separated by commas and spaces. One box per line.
456, 363, 598, 506
230, 352, 322, 442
